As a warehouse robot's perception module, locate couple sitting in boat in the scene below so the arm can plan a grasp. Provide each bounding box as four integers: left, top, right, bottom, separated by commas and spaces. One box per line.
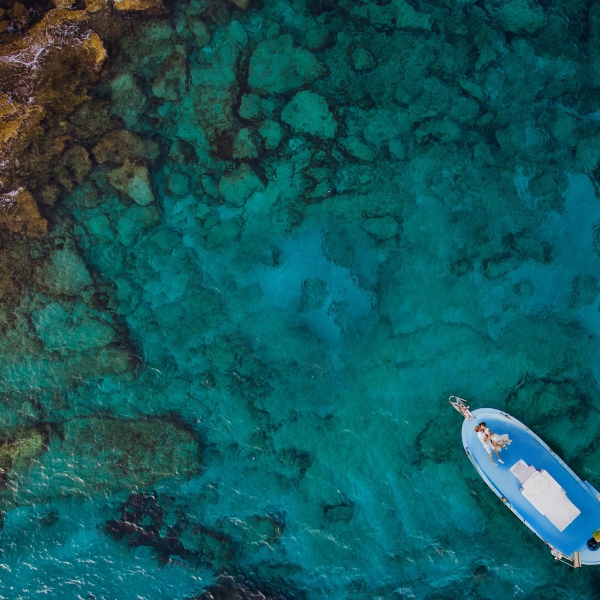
475, 422, 512, 466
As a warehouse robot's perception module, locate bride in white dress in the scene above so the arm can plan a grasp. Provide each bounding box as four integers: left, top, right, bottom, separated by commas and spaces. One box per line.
484, 425, 512, 450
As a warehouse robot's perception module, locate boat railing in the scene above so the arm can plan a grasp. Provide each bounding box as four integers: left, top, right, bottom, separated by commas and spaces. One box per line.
551, 548, 581, 568
448, 396, 474, 420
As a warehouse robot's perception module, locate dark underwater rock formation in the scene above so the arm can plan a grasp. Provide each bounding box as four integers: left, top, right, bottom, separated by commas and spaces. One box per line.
0, 424, 50, 478
103, 490, 237, 568
103, 491, 197, 564
218, 513, 285, 551
0, 416, 203, 509
102, 488, 287, 577
92, 129, 159, 165
323, 500, 354, 524
196, 575, 286, 600
248, 34, 325, 95
0, 188, 47, 238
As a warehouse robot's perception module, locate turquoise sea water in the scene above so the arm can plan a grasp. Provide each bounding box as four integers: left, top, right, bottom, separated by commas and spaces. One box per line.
4, 0, 600, 597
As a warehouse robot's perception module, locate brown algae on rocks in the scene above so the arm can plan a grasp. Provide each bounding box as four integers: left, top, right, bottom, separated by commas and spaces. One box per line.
0, 417, 202, 510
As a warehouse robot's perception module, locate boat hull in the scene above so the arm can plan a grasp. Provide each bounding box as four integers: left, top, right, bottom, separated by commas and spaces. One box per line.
463, 408, 600, 565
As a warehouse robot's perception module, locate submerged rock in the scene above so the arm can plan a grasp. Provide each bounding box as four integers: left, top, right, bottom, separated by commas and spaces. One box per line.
167, 172, 191, 196
219, 514, 284, 550
551, 113, 579, 148
415, 118, 461, 143
570, 274, 600, 309
93, 130, 159, 165
113, 0, 166, 12
394, 0, 431, 31
208, 219, 242, 247
110, 73, 147, 129
363, 216, 400, 240
388, 138, 406, 160
153, 52, 187, 101
350, 47, 376, 72
506, 379, 585, 426
31, 301, 115, 352
219, 164, 264, 206
7, 2, 29, 28
103, 491, 245, 568
103, 491, 196, 564
303, 23, 331, 51
56, 146, 92, 191
248, 35, 325, 95
323, 501, 354, 523
188, 524, 236, 565
577, 135, 600, 170
238, 94, 263, 120
349, 2, 396, 28
108, 158, 156, 206
227, 0, 250, 8
0, 188, 47, 238
35, 248, 93, 296
299, 277, 328, 312
258, 120, 282, 150
0, 426, 49, 477
188, 18, 211, 46
68, 100, 116, 143
233, 128, 259, 159
117, 205, 160, 246
197, 576, 285, 600
189, 23, 246, 139
338, 136, 376, 163
495, 0, 545, 34
281, 91, 337, 139
0, 417, 202, 509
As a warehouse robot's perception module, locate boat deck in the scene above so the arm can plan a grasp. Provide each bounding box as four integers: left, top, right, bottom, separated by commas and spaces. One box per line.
463, 408, 600, 565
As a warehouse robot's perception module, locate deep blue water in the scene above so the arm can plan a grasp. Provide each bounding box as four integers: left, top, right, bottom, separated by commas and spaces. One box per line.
3, 0, 600, 598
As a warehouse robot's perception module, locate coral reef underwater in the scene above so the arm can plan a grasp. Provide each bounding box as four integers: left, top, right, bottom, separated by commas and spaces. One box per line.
2, 0, 600, 597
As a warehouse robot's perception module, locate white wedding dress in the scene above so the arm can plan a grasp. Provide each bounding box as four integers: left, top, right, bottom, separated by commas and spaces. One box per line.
490, 433, 512, 449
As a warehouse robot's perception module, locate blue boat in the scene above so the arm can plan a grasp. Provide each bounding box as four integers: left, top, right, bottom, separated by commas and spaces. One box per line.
450, 397, 600, 567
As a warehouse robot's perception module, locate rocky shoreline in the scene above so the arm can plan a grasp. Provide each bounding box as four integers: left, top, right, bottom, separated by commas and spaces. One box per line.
0, 0, 200, 236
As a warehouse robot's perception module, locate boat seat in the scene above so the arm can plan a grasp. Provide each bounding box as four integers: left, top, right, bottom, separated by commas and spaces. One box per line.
539, 469, 566, 495
520, 469, 581, 532
510, 459, 537, 485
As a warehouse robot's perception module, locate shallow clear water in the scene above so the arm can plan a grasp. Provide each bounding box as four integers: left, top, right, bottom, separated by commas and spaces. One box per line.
3, 0, 600, 597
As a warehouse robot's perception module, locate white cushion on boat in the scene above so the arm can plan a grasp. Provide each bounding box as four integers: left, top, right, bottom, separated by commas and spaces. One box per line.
510, 459, 537, 485
523, 471, 546, 494
521, 471, 581, 532
539, 469, 566, 495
